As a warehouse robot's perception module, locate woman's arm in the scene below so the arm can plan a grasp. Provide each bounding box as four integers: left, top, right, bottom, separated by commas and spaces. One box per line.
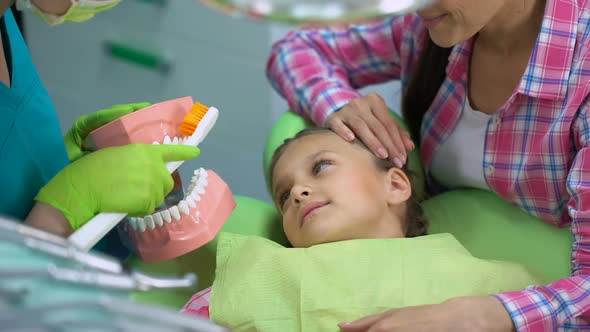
494, 100, 590, 331
24, 202, 73, 238
29, 0, 71, 15
266, 15, 426, 126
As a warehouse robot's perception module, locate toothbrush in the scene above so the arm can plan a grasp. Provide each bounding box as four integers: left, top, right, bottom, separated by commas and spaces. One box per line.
68, 104, 219, 252
165, 103, 218, 174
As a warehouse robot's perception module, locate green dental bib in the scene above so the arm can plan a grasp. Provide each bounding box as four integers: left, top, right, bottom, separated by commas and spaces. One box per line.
210, 233, 546, 331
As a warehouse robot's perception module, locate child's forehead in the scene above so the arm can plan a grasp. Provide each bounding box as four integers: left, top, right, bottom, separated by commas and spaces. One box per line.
273, 134, 333, 175
276, 133, 369, 172
288, 132, 344, 152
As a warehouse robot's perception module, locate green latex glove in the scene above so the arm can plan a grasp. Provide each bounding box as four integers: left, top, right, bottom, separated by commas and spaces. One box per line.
64, 102, 151, 162
36, 143, 200, 230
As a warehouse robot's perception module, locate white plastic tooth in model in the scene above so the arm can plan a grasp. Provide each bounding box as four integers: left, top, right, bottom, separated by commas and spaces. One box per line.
153, 213, 164, 227
191, 192, 201, 202
186, 197, 197, 209
128, 217, 138, 231
186, 182, 196, 194
169, 206, 181, 221
128, 169, 212, 233
153, 136, 188, 145
178, 201, 190, 216
137, 218, 147, 232
195, 186, 205, 195
187, 169, 204, 192
144, 215, 155, 230
161, 210, 172, 223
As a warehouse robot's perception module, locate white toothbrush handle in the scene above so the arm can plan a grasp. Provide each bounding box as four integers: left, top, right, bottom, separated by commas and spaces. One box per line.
68, 212, 127, 251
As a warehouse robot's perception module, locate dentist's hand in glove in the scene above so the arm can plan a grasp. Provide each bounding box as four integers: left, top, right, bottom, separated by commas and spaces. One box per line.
30, 143, 200, 235
64, 102, 151, 162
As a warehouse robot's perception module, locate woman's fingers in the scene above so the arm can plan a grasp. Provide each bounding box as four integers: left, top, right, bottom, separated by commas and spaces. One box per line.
402, 130, 415, 151
327, 94, 414, 168
327, 115, 356, 141
346, 115, 389, 160
339, 310, 391, 331
367, 94, 409, 165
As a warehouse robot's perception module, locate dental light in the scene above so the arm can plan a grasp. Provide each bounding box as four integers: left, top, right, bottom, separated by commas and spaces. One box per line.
197, 0, 434, 24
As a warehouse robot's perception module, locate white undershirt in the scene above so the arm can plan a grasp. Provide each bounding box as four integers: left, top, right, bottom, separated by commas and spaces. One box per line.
430, 100, 491, 190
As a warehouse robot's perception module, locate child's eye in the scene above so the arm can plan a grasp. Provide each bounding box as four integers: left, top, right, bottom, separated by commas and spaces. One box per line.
279, 191, 291, 207
312, 160, 332, 175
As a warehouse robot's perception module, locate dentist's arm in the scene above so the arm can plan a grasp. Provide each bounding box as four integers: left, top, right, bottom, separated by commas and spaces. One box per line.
25, 202, 73, 237
29, 0, 71, 15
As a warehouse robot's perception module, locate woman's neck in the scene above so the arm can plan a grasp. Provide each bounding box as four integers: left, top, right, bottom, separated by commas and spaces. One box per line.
477, 0, 546, 56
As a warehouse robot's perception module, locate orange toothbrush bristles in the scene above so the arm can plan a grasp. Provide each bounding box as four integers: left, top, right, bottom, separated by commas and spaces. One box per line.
180, 102, 209, 136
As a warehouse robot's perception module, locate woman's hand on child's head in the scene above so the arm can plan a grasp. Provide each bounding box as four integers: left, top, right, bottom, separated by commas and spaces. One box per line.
326, 93, 414, 168
338, 296, 515, 332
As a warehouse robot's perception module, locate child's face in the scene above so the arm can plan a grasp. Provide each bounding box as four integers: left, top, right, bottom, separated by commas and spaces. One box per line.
272, 132, 411, 248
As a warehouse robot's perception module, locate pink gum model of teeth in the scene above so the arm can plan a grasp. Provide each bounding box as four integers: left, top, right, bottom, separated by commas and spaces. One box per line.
123, 168, 235, 263
68, 96, 236, 263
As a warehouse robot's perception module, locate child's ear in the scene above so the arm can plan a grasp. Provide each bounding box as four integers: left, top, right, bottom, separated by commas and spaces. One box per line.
385, 168, 412, 205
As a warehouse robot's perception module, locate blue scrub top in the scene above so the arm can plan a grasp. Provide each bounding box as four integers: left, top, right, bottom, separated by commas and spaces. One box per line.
0, 11, 128, 258
0, 9, 69, 221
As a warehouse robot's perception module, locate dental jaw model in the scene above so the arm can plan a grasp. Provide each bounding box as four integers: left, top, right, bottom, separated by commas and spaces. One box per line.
68, 96, 236, 263
124, 168, 234, 262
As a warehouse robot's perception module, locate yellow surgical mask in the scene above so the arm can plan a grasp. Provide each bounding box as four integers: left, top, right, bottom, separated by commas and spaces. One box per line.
16, 0, 121, 26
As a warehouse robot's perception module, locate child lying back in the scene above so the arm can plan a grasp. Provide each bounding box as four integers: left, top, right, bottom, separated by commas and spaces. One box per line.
181, 127, 543, 331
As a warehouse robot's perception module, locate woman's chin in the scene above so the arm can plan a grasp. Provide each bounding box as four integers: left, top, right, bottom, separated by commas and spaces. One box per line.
428, 27, 469, 49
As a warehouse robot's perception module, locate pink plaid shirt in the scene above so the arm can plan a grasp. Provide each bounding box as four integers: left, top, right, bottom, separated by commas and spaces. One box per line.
266, 0, 590, 331
181, 287, 211, 319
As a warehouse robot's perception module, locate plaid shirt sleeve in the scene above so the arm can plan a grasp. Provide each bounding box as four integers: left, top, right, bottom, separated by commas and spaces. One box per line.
180, 287, 211, 319
266, 15, 419, 126
494, 99, 590, 331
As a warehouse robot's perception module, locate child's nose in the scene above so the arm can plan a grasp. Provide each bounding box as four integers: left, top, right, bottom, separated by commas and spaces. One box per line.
293, 186, 311, 203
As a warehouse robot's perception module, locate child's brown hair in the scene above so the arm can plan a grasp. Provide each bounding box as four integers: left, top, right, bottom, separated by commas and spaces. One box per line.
270, 127, 428, 237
